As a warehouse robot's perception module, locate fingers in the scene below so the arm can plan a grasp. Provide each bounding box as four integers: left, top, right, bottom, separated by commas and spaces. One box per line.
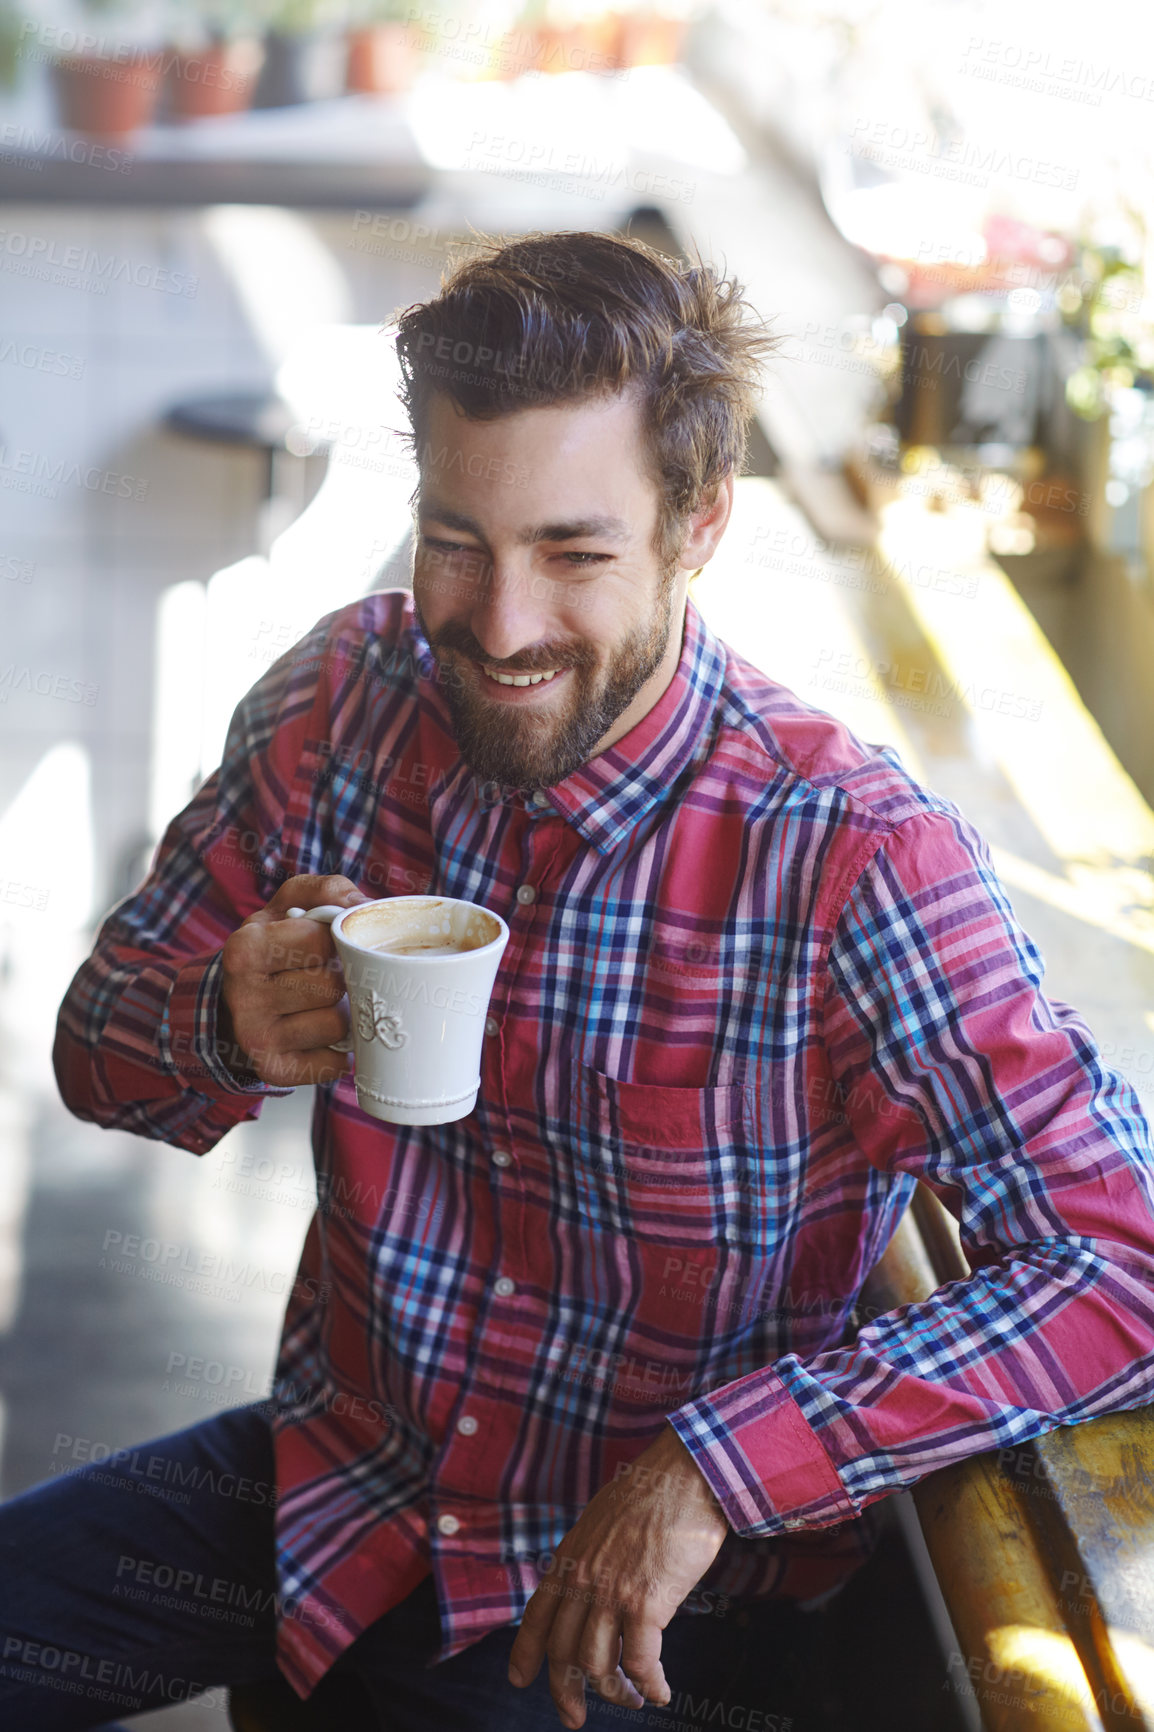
260, 875, 370, 923
268, 1003, 352, 1056
228, 916, 343, 984
564, 1600, 627, 1702
244, 1043, 352, 1090
554, 1659, 643, 1730
508, 1577, 560, 1689
232, 904, 344, 984
518, 1573, 655, 1730
550, 1605, 647, 1729
251, 960, 346, 1015
221, 888, 364, 1085
619, 1618, 669, 1707
223, 995, 353, 1086
544, 1588, 598, 1726
567, 1608, 654, 1717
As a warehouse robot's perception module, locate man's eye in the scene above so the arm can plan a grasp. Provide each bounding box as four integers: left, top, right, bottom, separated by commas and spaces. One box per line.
422, 537, 481, 559
419, 537, 606, 569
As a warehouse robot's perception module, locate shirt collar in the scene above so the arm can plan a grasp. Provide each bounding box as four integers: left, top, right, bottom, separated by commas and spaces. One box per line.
411, 593, 726, 856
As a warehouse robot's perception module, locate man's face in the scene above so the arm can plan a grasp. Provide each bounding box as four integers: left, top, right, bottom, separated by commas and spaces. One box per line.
411, 390, 698, 792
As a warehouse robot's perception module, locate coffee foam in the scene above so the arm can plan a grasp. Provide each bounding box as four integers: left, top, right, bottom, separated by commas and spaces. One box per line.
341, 897, 498, 954
370, 940, 464, 956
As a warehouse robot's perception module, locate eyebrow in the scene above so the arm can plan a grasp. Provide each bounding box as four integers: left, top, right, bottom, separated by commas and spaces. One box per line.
419, 502, 631, 545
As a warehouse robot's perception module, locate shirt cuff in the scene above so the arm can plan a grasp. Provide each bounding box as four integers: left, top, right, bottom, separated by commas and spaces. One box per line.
667, 1365, 856, 1537
164, 949, 294, 1100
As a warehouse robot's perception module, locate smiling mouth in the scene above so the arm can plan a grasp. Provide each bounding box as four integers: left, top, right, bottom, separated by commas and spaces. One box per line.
480, 665, 562, 688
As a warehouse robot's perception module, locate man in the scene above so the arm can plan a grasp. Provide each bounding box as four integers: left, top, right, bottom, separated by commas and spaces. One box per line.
10, 229, 1154, 1731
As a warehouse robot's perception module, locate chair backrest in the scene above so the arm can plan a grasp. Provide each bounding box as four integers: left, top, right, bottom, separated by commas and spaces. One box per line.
859, 1191, 1115, 1732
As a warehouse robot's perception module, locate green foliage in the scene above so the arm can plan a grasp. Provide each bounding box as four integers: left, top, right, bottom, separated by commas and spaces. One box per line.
0, 0, 25, 88
257, 0, 349, 33
346, 0, 409, 22
1064, 207, 1154, 422
164, 0, 269, 39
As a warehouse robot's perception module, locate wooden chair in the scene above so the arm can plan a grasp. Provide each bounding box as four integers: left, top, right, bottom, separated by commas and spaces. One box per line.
862, 1184, 1154, 1730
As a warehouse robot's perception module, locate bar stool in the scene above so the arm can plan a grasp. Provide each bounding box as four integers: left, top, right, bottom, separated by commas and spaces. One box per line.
164, 390, 332, 555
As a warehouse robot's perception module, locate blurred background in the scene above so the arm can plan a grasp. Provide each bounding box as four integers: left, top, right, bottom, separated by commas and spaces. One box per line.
3, 0, 1154, 1723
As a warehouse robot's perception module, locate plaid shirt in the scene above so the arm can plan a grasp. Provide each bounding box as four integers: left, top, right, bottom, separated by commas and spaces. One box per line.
54, 589, 1154, 1696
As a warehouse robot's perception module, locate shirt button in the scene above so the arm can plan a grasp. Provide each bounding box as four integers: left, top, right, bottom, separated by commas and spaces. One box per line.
515, 885, 536, 906
437, 1513, 461, 1536
492, 1149, 512, 1168
485, 1016, 499, 1037
494, 1276, 516, 1297
457, 1415, 479, 1436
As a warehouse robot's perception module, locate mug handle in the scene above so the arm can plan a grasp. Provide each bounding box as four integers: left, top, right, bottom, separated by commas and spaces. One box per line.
286, 905, 355, 1054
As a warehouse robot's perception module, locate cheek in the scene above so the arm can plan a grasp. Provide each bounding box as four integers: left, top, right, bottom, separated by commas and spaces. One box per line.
413, 563, 461, 622
566, 589, 643, 651
551, 602, 606, 650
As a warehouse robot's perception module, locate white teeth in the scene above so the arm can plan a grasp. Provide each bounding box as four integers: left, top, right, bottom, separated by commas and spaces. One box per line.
483, 667, 558, 687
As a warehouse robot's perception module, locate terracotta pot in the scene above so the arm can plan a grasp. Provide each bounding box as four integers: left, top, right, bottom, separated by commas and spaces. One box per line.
491, 24, 539, 79
494, 16, 622, 80
572, 13, 624, 72
538, 15, 622, 74
346, 22, 415, 94
611, 10, 687, 67
533, 23, 577, 72
165, 37, 265, 121
51, 49, 164, 141
499, 23, 580, 76
488, 24, 531, 78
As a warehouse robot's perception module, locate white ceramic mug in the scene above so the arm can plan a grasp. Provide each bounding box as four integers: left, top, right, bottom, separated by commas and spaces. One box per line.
287, 895, 509, 1126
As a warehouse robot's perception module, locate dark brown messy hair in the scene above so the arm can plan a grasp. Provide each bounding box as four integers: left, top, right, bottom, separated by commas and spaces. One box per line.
389, 230, 782, 567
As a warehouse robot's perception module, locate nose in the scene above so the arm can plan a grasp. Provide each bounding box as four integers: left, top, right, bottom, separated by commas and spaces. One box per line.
466, 559, 553, 665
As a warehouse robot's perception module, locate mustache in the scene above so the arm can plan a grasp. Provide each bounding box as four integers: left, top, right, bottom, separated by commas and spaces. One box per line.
427, 627, 594, 675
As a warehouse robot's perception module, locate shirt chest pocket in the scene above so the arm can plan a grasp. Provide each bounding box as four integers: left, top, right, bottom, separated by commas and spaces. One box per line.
577, 1066, 766, 1250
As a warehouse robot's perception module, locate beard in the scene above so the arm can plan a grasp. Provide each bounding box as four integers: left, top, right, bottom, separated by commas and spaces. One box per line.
413, 570, 680, 792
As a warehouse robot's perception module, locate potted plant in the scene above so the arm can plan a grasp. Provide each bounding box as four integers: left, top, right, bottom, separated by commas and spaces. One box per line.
1060, 213, 1154, 555
505, 0, 633, 79
162, 0, 266, 121
498, 0, 546, 79
570, 2, 621, 73
252, 0, 349, 107
504, 0, 593, 79
1063, 246, 1153, 423
49, 0, 168, 140
0, 0, 27, 93
610, 0, 688, 69
345, 0, 413, 94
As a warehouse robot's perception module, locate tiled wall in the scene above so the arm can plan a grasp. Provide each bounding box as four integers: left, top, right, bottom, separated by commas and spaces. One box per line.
2, 205, 446, 922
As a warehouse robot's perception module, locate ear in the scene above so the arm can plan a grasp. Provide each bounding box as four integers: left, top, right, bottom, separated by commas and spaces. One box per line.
677, 475, 734, 572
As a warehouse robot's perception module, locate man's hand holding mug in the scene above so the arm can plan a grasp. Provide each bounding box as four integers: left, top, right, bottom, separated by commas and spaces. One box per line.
217, 874, 369, 1088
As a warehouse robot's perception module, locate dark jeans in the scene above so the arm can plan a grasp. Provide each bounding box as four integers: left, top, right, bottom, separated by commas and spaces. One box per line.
0, 1404, 826, 1730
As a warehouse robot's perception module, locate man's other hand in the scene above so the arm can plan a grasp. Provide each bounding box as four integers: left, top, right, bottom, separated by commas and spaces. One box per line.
507, 1425, 729, 1728
218, 874, 370, 1088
